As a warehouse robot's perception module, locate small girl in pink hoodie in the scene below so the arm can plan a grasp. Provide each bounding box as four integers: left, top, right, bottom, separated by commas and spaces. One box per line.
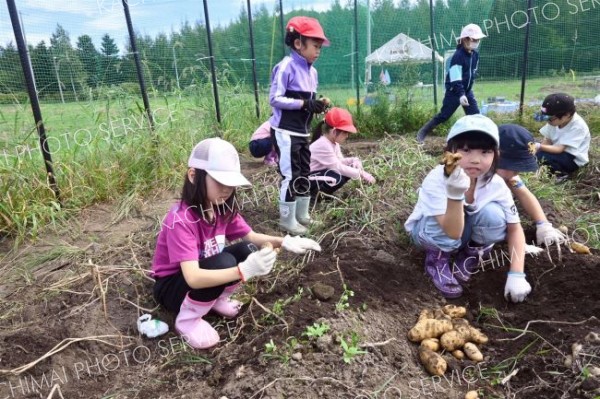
309, 107, 375, 200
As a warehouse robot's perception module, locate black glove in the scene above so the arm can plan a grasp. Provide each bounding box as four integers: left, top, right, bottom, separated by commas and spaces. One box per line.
303, 99, 326, 114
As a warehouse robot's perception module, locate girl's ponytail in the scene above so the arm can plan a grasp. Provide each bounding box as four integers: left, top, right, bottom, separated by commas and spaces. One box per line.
311, 121, 327, 143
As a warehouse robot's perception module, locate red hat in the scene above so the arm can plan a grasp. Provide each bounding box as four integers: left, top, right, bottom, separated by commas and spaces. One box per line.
325, 107, 357, 133
286, 16, 330, 46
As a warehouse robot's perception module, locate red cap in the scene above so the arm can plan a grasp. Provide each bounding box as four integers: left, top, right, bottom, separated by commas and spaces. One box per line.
325, 107, 357, 133
286, 16, 330, 46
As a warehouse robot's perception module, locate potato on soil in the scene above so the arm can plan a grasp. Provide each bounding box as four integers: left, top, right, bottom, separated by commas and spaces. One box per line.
467, 326, 488, 345
420, 338, 440, 352
571, 242, 591, 254
463, 342, 483, 362
440, 330, 467, 351
452, 350, 465, 360
418, 347, 447, 376
442, 304, 467, 318
417, 309, 435, 322
408, 319, 453, 342
465, 390, 479, 399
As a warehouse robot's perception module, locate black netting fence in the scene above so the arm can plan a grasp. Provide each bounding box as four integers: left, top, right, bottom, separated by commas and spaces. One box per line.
1, 1, 598, 108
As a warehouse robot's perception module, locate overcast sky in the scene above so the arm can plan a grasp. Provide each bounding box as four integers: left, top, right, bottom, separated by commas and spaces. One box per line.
0, 0, 331, 53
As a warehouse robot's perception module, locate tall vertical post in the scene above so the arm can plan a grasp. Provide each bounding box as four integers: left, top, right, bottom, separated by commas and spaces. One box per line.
202, 0, 222, 123
429, 0, 438, 109
519, 0, 533, 117
279, 0, 285, 58
366, 0, 371, 85
122, 0, 154, 129
354, 0, 361, 114
172, 46, 181, 90
6, 0, 60, 201
247, 0, 260, 119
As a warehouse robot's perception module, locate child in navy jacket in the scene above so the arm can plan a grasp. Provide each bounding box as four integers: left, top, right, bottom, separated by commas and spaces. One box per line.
416, 23, 486, 143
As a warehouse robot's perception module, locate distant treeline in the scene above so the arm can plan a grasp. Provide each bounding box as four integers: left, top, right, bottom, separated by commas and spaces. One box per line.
0, 0, 598, 102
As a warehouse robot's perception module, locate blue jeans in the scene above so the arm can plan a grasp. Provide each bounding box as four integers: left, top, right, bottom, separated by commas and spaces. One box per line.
410, 202, 507, 253
536, 151, 578, 175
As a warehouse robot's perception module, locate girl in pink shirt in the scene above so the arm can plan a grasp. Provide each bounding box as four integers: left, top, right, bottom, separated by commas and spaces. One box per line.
152, 138, 321, 349
309, 107, 375, 201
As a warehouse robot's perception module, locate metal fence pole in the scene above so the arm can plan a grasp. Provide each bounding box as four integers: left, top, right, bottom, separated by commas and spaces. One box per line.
354, 0, 361, 114
247, 0, 260, 119
279, 0, 285, 58
202, 0, 222, 124
429, 0, 438, 109
519, 0, 533, 117
121, 0, 154, 129
6, 0, 60, 201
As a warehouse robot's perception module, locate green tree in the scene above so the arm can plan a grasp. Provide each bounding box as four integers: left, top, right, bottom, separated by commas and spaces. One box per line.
30, 41, 55, 97
99, 34, 120, 85
49, 24, 86, 101
76, 35, 99, 87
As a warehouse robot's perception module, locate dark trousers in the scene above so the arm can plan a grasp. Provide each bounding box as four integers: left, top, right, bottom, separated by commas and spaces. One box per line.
309, 170, 350, 197
249, 137, 273, 158
432, 90, 479, 125
153, 241, 255, 313
271, 127, 311, 202
536, 151, 579, 175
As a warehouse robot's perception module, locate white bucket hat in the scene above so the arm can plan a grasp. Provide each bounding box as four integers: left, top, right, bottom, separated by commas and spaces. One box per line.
188, 138, 251, 187
447, 114, 499, 146
459, 24, 487, 40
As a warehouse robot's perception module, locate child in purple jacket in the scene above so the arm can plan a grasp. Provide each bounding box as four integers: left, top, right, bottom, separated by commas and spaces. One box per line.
269, 16, 329, 235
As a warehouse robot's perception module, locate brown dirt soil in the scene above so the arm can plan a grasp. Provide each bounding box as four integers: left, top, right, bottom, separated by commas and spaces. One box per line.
0, 140, 599, 399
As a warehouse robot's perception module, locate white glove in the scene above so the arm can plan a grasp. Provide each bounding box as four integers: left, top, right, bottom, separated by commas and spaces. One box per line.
536, 222, 567, 246
534, 142, 541, 152
360, 171, 376, 184
459, 95, 469, 107
282, 235, 322, 254
504, 272, 531, 303
238, 247, 277, 282
348, 157, 362, 169
524, 244, 544, 256
445, 167, 470, 200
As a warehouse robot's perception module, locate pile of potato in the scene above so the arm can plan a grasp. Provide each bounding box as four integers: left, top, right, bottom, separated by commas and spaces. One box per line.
407, 305, 489, 376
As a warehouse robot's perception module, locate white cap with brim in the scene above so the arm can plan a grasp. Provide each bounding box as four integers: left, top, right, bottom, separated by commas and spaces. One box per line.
188, 138, 251, 187
447, 114, 499, 146
459, 23, 487, 40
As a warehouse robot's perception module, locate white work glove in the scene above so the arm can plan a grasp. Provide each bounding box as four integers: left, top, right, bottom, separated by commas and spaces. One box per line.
348, 157, 362, 169
536, 222, 567, 246
524, 244, 544, 256
238, 247, 277, 282
360, 171, 376, 184
534, 142, 541, 152
282, 235, 322, 254
445, 167, 470, 200
504, 272, 531, 303
459, 95, 469, 107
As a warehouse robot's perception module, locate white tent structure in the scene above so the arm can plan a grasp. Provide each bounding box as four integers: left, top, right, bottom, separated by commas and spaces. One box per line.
365, 33, 443, 84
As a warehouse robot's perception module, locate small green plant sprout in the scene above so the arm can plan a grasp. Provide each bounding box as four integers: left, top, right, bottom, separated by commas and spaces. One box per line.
264, 339, 277, 354
303, 322, 330, 339
262, 338, 294, 364
340, 332, 367, 364
335, 284, 354, 312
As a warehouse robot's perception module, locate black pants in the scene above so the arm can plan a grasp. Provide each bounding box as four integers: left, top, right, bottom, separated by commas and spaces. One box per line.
271, 127, 311, 202
153, 241, 255, 313
310, 169, 350, 197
